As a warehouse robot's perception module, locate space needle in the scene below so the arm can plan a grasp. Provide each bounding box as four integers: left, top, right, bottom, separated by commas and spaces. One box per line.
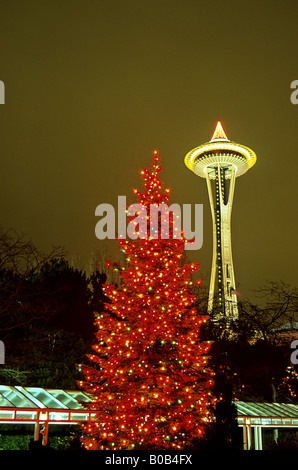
184, 122, 257, 321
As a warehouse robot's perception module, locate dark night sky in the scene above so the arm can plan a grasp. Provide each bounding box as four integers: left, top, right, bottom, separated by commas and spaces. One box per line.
0, 0, 297, 302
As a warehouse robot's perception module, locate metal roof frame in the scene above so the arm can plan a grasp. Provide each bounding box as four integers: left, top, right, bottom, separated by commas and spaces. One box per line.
235, 400, 298, 421
0, 385, 93, 411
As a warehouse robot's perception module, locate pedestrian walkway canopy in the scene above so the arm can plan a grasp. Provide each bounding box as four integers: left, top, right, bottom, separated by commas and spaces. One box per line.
0, 385, 95, 445
1, 385, 298, 450
0, 384, 93, 420
235, 401, 298, 450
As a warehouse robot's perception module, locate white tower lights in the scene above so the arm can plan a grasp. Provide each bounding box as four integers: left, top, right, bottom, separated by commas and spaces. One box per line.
184, 122, 257, 321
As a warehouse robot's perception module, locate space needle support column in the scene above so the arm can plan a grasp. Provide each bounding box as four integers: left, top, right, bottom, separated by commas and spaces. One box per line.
218, 164, 238, 320
205, 169, 217, 314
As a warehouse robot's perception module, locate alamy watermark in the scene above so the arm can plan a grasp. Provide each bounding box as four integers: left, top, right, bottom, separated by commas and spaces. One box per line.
290, 80, 298, 104
290, 340, 298, 364
95, 196, 203, 250
0, 80, 4, 104
0, 341, 5, 364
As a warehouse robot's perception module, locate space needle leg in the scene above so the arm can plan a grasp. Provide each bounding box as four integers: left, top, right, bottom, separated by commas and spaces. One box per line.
205, 170, 217, 314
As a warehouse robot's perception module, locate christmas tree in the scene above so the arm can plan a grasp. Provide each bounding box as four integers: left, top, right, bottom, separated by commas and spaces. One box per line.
79, 152, 215, 450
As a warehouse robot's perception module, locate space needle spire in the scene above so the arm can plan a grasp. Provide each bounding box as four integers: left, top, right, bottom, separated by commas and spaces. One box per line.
184, 122, 257, 322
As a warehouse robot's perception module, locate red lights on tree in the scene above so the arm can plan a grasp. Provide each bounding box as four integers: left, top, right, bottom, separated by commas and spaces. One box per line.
79, 152, 215, 449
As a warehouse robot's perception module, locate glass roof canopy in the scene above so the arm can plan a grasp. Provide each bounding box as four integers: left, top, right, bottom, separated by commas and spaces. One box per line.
1, 386, 298, 423
235, 401, 298, 428
0, 385, 95, 428
235, 401, 298, 450
0, 385, 97, 448
0, 385, 92, 410
236, 401, 298, 419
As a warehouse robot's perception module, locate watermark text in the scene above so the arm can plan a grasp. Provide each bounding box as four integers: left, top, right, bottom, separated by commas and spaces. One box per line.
95, 196, 203, 250
290, 80, 298, 104
0, 341, 5, 364
290, 340, 298, 364
0, 80, 4, 104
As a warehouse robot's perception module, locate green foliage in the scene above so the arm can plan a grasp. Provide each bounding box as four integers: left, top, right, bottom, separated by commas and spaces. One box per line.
0, 424, 80, 450
0, 368, 29, 386
47, 429, 78, 450
0, 433, 31, 450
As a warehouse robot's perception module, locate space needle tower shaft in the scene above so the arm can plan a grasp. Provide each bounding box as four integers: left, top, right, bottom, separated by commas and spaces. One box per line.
184, 122, 257, 321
